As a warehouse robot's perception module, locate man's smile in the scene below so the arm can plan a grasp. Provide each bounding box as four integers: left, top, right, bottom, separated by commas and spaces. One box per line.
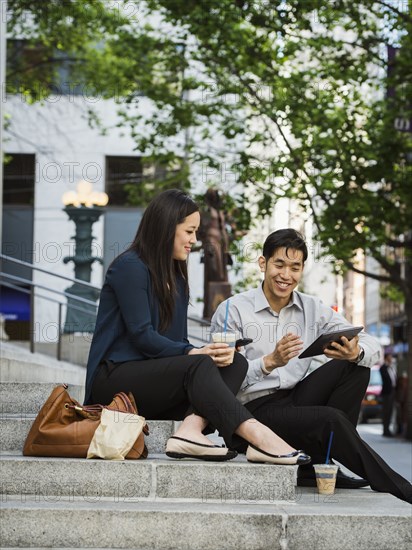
274, 280, 291, 289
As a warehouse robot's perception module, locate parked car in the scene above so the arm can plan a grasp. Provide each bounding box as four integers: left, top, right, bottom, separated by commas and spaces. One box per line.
358, 365, 383, 424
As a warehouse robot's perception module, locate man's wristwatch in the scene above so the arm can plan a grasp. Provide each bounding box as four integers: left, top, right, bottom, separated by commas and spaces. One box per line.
261, 363, 271, 375
355, 346, 365, 363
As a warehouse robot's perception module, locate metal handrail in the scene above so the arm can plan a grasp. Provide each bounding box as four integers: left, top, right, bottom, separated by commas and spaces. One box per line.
2, 279, 77, 307
187, 314, 210, 327
0, 253, 100, 290
1, 271, 98, 307
0, 255, 99, 360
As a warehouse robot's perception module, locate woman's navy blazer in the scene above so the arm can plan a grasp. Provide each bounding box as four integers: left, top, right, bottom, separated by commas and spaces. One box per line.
84, 250, 194, 403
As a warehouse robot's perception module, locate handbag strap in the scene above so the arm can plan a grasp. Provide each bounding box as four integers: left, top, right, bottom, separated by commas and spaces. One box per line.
66, 392, 145, 423
111, 392, 150, 435
110, 392, 136, 413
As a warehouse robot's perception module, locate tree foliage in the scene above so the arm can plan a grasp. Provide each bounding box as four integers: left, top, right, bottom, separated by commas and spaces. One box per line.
124, 1, 412, 299
6, 0, 192, 193
6, 0, 133, 101
7, 0, 412, 305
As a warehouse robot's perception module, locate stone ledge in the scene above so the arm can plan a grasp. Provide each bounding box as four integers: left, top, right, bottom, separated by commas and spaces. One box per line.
0, 342, 86, 384
1, 492, 411, 550
0, 454, 297, 503
0, 382, 84, 414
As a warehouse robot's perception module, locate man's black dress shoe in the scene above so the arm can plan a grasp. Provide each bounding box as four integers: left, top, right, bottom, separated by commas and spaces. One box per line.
297, 465, 369, 489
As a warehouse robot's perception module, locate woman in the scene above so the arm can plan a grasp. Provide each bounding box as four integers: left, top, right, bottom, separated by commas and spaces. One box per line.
85, 189, 310, 464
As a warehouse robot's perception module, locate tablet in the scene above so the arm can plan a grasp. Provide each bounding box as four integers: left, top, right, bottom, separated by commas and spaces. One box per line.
298, 326, 363, 359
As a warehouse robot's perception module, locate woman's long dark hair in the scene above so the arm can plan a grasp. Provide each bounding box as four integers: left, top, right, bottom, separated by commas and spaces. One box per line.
128, 189, 199, 331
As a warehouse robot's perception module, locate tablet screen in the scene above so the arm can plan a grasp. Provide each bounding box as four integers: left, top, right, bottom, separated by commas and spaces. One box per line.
298, 326, 363, 359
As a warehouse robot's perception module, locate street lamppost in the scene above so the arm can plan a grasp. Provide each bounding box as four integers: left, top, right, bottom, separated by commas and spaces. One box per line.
62, 180, 108, 333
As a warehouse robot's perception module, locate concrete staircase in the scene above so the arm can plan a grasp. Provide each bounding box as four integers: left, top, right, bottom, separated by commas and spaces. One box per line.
1, 343, 411, 549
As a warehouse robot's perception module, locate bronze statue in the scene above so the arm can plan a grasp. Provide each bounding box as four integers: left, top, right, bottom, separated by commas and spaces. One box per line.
198, 189, 233, 319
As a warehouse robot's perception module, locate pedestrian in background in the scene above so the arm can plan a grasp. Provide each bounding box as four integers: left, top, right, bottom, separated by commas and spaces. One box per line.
380, 352, 397, 437
396, 370, 408, 436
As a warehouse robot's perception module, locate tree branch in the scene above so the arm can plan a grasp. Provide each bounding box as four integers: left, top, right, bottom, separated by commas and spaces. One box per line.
346, 261, 393, 283
374, 0, 412, 23
236, 75, 330, 230
280, 29, 385, 67
387, 238, 412, 249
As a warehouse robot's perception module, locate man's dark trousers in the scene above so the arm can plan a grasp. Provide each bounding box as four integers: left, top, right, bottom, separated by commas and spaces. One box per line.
234, 360, 412, 503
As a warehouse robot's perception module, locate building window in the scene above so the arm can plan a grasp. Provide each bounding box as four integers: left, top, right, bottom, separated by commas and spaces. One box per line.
6, 39, 85, 97
3, 153, 35, 205
106, 156, 143, 206
106, 156, 184, 207
6, 39, 53, 94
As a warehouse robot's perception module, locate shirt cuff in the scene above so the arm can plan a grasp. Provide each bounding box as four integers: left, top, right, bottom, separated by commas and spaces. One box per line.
241, 357, 281, 391
357, 343, 381, 368
247, 358, 267, 383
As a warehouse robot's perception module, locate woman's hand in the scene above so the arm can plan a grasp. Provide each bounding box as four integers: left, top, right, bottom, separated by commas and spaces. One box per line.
188, 343, 234, 367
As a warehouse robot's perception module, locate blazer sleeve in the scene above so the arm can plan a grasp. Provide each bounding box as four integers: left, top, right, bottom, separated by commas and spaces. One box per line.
108, 255, 192, 358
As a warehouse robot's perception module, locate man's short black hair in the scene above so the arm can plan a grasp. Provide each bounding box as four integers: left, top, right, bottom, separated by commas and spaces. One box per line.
262, 229, 308, 263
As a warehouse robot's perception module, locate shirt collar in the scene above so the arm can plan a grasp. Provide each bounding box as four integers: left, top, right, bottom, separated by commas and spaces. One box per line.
254, 283, 304, 313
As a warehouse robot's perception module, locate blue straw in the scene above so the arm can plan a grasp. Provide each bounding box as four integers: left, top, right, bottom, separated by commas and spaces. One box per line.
325, 431, 334, 464
223, 299, 230, 334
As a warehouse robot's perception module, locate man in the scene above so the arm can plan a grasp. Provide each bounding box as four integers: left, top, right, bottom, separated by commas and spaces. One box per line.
211, 229, 412, 503
380, 353, 397, 437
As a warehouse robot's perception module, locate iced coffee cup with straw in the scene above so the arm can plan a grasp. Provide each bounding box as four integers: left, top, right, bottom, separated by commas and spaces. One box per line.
314, 431, 338, 495
313, 464, 339, 495
211, 331, 237, 362
211, 299, 236, 363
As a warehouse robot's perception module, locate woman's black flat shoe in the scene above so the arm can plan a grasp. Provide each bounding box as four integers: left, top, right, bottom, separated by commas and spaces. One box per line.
246, 443, 311, 465
166, 436, 237, 461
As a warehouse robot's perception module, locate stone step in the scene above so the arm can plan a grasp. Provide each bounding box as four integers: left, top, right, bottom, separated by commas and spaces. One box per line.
0, 415, 174, 455
0, 382, 85, 415
0, 341, 86, 384
1, 492, 410, 550
0, 454, 296, 503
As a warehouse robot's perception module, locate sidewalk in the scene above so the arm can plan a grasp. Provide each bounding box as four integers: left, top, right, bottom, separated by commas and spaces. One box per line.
358, 422, 412, 482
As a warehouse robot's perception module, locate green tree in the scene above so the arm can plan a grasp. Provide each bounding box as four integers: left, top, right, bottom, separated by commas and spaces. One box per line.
6, 0, 191, 195
5, 1, 178, 192
6, 0, 134, 101
108, 1, 412, 435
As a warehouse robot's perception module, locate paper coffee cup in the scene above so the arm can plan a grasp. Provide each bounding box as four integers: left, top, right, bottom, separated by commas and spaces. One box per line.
313, 464, 339, 495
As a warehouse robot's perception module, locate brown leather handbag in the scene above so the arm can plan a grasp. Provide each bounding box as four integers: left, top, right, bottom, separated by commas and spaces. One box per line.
23, 384, 149, 459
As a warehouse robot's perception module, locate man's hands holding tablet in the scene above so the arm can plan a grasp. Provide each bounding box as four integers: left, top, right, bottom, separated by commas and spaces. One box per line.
323, 335, 361, 362
298, 327, 363, 360
262, 327, 363, 374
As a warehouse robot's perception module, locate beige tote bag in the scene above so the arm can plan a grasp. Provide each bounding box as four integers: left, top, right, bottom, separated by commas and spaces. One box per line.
87, 408, 146, 460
